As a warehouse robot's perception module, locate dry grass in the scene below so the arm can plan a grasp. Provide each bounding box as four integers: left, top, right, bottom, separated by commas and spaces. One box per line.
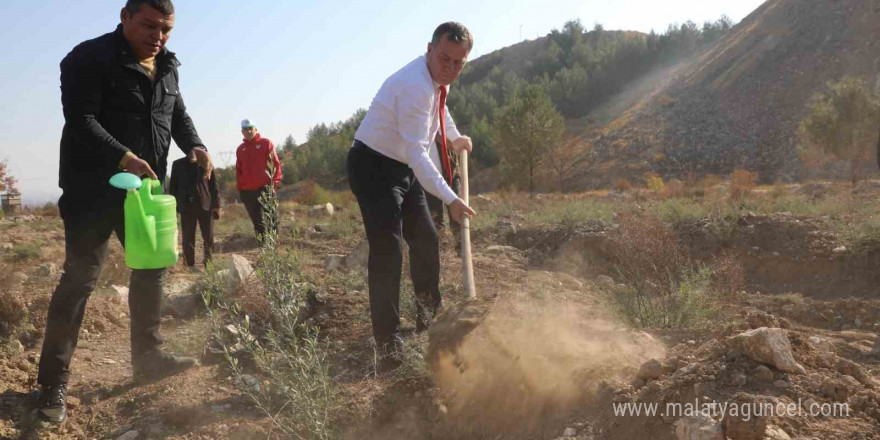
605, 211, 735, 328
614, 178, 633, 191
729, 169, 758, 202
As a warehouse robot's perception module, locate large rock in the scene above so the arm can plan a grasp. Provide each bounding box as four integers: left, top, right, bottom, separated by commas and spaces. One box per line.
727, 327, 806, 374
162, 293, 204, 319
228, 254, 254, 288
835, 357, 875, 387
636, 359, 664, 381
674, 415, 724, 440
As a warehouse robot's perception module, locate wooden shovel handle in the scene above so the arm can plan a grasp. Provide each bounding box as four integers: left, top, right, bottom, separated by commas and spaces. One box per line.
459, 149, 476, 300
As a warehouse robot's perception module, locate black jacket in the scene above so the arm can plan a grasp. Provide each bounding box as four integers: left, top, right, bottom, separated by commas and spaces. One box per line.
58, 25, 204, 204
169, 157, 219, 213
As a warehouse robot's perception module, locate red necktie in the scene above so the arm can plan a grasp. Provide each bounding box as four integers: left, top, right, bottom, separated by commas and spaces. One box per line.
438, 85, 453, 185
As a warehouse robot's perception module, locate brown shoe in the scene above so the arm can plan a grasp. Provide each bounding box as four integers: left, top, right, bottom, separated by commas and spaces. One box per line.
133, 349, 199, 383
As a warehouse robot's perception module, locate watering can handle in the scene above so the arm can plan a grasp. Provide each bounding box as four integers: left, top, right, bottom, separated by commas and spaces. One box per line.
135, 179, 158, 251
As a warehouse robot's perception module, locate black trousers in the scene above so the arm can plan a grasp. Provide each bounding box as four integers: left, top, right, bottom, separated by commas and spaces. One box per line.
424, 174, 461, 241
38, 195, 165, 386
347, 141, 441, 344
240, 187, 275, 239
180, 205, 214, 266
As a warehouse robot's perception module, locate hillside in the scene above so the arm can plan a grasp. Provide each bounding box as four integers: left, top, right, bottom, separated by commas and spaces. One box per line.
573, 0, 880, 187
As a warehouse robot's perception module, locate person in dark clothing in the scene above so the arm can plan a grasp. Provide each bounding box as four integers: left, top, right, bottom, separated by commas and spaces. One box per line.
169, 150, 220, 270
424, 136, 462, 251
36, 0, 211, 424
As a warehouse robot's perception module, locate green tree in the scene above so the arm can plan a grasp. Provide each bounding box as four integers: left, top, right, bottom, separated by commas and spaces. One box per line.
278, 134, 296, 153
0, 160, 7, 192
798, 76, 880, 184
0, 160, 18, 196
493, 85, 565, 192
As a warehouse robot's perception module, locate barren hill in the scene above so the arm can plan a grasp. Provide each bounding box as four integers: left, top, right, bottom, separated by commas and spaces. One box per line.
574, 0, 880, 187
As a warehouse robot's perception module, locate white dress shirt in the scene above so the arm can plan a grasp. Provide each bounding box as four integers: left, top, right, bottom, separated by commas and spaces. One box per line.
355, 55, 462, 205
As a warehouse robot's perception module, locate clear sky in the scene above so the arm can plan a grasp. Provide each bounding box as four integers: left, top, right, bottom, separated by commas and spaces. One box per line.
0, 0, 765, 205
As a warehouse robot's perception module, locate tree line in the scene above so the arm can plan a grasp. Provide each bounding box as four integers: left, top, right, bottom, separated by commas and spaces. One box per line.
216, 16, 736, 195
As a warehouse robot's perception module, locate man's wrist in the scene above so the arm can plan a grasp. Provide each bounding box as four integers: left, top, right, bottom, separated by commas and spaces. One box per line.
119, 152, 136, 169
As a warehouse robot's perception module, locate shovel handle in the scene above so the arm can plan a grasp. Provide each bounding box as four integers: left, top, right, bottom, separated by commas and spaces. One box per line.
459, 150, 476, 300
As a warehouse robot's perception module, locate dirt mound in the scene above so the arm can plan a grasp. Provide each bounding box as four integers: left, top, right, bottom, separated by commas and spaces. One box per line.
576, 0, 880, 186
494, 211, 880, 299
593, 318, 880, 440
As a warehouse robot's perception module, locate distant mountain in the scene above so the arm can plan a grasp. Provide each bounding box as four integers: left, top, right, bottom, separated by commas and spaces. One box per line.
572, 0, 880, 187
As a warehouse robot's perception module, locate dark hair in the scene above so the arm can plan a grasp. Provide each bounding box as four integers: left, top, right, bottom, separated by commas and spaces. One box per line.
431, 22, 473, 52
125, 0, 174, 16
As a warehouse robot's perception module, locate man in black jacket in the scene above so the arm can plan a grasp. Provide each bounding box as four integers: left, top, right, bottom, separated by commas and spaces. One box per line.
36, 0, 212, 423
170, 151, 220, 270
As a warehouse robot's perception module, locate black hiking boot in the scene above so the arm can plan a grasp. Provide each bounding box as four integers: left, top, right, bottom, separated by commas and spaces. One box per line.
36, 384, 67, 423
132, 349, 199, 383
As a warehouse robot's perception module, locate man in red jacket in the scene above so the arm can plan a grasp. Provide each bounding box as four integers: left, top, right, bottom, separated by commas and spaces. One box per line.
235, 119, 282, 240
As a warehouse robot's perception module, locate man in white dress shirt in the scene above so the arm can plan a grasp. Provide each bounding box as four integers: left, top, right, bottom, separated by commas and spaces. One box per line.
348, 21, 476, 371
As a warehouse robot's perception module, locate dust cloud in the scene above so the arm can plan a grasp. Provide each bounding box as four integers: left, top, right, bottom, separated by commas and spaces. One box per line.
429, 297, 663, 435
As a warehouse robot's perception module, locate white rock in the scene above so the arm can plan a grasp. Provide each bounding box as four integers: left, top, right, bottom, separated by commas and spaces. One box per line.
325, 254, 346, 272
228, 254, 254, 288
674, 415, 724, 440
308, 203, 334, 217
832, 246, 847, 254
764, 425, 792, 440
1, 243, 12, 250
562, 427, 577, 437
727, 327, 806, 375
111, 285, 129, 298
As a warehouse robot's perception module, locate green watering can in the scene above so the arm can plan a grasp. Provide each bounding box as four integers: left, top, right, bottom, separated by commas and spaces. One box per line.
109, 172, 179, 269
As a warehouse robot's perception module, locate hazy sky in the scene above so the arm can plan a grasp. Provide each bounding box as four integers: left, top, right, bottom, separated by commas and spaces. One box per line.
0, 0, 765, 205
